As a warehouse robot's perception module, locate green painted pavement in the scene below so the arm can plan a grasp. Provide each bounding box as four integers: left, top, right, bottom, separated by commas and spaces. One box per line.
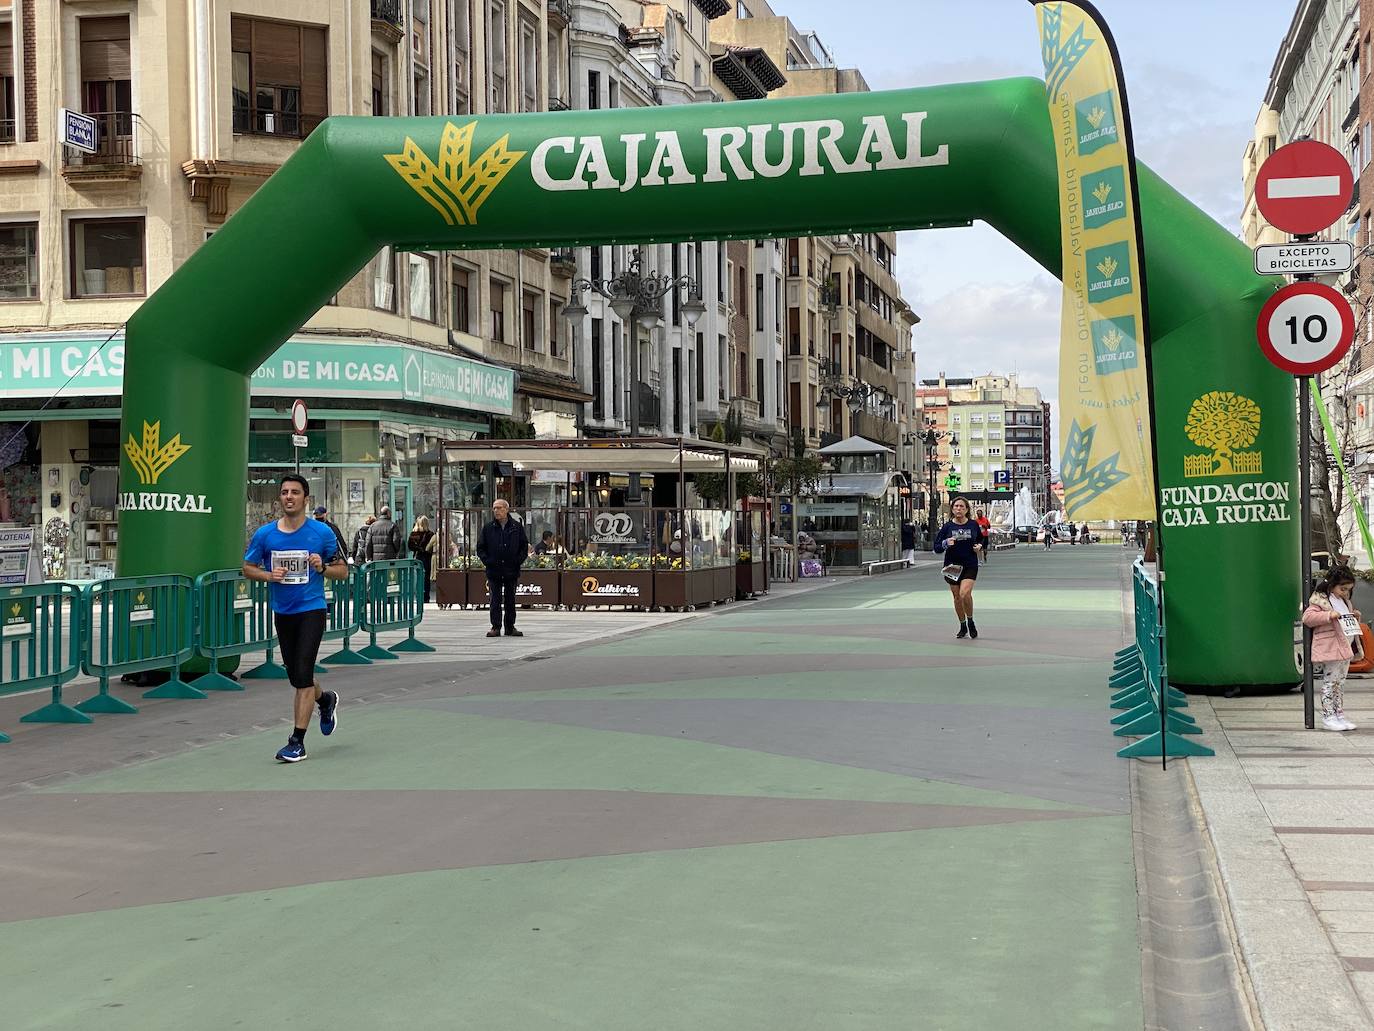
0, 820, 1138, 1031
457, 662, 1113, 709
49, 706, 1079, 810
583, 627, 1090, 660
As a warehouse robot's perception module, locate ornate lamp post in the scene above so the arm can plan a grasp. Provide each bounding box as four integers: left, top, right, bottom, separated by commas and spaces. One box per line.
562, 247, 705, 500
920, 420, 958, 541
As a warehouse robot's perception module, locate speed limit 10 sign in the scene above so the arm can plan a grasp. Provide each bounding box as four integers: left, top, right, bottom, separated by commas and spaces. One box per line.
1256, 282, 1355, 375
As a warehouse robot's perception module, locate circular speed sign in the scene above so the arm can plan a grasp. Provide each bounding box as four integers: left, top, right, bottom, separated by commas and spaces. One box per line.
1256, 282, 1355, 375
290, 398, 309, 434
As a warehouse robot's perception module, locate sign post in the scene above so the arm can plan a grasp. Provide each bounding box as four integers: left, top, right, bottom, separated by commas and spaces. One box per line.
1256, 279, 1356, 729
290, 399, 309, 475
1253, 137, 1357, 729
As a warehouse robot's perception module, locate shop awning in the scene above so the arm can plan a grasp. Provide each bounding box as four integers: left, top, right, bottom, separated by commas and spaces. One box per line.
812, 472, 898, 499
442, 437, 762, 474
817, 434, 894, 456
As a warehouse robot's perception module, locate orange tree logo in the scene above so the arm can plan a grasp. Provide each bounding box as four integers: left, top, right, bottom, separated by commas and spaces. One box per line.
124, 421, 191, 485
384, 121, 526, 226
1184, 391, 1262, 478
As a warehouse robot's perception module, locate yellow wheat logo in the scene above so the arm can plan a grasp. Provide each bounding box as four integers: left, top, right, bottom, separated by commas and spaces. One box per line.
1184, 391, 1263, 478
1086, 106, 1108, 129
124, 421, 190, 486
10, 603, 19, 617
136, 592, 146, 605
384, 121, 526, 226
1096, 255, 1119, 279
1099, 326, 1125, 352
1092, 181, 1113, 204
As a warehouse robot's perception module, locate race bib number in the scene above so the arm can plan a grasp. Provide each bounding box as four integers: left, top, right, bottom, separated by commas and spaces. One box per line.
1340, 613, 1361, 639
272, 550, 310, 585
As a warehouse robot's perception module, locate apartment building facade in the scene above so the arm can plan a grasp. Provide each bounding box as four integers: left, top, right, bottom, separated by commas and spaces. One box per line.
0, 0, 587, 574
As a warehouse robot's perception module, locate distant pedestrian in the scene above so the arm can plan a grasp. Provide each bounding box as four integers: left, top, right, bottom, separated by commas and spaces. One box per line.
1043, 524, 1053, 550
900, 518, 916, 566
365, 506, 402, 561
933, 496, 987, 640
477, 499, 528, 638
243, 474, 348, 764
313, 506, 349, 561
975, 509, 992, 563
1303, 566, 1364, 731
351, 515, 375, 564
408, 515, 437, 603
1067, 521, 1078, 545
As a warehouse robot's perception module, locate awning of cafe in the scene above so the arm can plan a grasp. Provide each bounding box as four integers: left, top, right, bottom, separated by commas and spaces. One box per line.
441, 437, 762, 474
812, 472, 899, 499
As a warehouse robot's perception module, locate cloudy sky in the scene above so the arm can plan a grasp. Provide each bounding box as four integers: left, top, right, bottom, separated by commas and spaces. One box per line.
772, 0, 1298, 452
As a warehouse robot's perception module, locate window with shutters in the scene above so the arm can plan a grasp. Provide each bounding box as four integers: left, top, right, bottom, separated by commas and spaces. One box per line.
0, 12, 14, 143
490, 277, 508, 342
488, 1, 508, 113
230, 16, 328, 139
587, 70, 600, 110
522, 291, 538, 350
451, 263, 472, 333
408, 252, 436, 322
371, 51, 389, 116
452, 0, 471, 114
518, 13, 538, 113
0, 221, 38, 299
79, 16, 132, 158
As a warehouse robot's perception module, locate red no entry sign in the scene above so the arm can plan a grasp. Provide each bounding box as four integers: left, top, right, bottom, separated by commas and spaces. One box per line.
1256, 282, 1354, 375
1256, 140, 1354, 236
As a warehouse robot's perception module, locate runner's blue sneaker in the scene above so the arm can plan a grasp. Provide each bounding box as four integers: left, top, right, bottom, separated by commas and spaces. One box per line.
318, 690, 339, 736
276, 739, 307, 763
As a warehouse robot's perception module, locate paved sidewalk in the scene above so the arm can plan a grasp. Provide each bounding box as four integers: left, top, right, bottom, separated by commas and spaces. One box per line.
1188, 679, 1374, 1029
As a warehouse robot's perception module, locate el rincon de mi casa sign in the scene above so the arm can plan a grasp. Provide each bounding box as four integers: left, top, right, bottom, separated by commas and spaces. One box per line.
0, 336, 514, 415
114, 62, 1300, 687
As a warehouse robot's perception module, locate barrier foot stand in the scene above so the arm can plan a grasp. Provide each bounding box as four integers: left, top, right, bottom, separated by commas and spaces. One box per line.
1113, 655, 1141, 673
359, 633, 399, 661
1110, 666, 1143, 687
0, 729, 9, 742
1112, 689, 1149, 710
1111, 700, 1156, 726
75, 678, 139, 715
322, 639, 372, 665
1111, 677, 1145, 699
242, 647, 289, 680
143, 668, 208, 700
197, 671, 244, 692
1117, 731, 1214, 759
22, 686, 95, 723
1114, 712, 1204, 737
389, 628, 436, 654
1113, 645, 1136, 661
1165, 687, 1189, 706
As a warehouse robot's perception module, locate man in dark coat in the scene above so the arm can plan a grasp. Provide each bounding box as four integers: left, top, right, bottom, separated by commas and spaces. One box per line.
476, 499, 529, 638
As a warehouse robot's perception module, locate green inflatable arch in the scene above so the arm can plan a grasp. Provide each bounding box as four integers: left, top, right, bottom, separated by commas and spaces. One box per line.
118, 77, 1295, 687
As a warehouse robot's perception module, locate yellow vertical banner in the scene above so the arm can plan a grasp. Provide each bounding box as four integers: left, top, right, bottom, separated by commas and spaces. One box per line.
1036, 1, 1155, 518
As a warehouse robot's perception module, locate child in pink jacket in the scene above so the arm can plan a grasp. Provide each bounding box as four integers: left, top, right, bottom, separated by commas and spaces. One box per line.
1302, 566, 1364, 731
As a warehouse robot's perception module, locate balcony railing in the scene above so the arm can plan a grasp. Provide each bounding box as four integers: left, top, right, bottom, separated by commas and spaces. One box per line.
62, 112, 143, 182
0, 119, 13, 144
371, 0, 403, 27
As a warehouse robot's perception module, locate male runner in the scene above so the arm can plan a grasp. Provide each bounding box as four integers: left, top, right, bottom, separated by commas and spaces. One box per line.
243, 474, 349, 763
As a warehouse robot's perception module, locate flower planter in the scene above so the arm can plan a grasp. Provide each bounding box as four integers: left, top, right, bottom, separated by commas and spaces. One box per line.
467, 569, 562, 608
561, 568, 653, 608
712, 565, 735, 604
435, 568, 467, 609
653, 567, 716, 610
737, 561, 766, 598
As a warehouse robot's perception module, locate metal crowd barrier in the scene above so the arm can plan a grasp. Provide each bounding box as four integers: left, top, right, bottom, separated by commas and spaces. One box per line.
194, 570, 275, 691
322, 566, 371, 666
1111, 560, 1212, 763
359, 559, 434, 658
0, 582, 87, 738
80, 575, 199, 708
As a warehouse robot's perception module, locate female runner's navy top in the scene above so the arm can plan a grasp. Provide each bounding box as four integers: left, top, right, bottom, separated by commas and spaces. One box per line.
933, 519, 986, 569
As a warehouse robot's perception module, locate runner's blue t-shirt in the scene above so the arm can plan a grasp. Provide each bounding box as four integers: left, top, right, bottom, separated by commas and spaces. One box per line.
243, 520, 338, 614
933, 520, 985, 569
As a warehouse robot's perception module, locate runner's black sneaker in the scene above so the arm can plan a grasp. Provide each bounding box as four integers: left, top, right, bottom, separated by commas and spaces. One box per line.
318, 690, 339, 736
956, 621, 969, 639
968, 619, 979, 640
276, 739, 307, 763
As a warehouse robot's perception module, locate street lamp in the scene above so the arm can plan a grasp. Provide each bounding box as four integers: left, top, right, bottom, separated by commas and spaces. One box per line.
561, 247, 704, 501
920, 420, 958, 541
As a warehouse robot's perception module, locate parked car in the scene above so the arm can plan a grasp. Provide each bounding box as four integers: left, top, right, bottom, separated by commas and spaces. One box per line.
1012, 525, 1039, 542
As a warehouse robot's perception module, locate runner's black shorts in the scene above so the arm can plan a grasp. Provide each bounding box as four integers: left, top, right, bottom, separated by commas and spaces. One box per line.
956, 566, 979, 583
274, 609, 327, 689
